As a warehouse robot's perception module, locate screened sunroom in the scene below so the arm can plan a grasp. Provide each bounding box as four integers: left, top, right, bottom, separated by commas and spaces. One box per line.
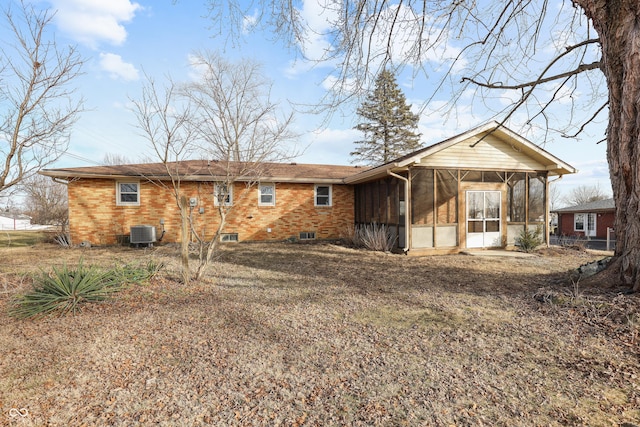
346, 122, 576, 254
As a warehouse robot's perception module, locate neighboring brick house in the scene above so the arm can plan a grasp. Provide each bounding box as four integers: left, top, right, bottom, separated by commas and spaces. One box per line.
553, 198, 615, 239
40, 121, 577, 252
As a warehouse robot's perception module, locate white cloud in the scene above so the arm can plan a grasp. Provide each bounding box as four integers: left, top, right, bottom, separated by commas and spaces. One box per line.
283, 59, 314, 79
286, 0, 465, 97
243, 9, 259, 34
186, 53, 208, 81
299, 0, 338, 56
282, 0, 338, 78
299, 1, 462, 67
556, 158, 612, 195
320, 75, 360, 94
99, 53, 139, 81
50, 0, 141, 48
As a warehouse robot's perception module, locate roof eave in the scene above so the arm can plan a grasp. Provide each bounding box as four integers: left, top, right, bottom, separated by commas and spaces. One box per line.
547, 165, 578, 176
553, 208, 615, 213
343, 163, 405, 184
40, 170, 349, 184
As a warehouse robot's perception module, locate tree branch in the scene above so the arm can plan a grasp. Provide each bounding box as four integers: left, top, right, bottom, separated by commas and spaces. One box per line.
462, 39, 601, 89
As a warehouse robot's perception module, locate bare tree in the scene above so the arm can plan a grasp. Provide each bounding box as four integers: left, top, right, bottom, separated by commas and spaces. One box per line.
563, 183, 610, 207
102, 153, 132, 165
187, 51, 296, 164
131, 54, 297, 282
130, 74, 196, 284
185, 51, 297, 280
20, 174, 67, 227
0, 1, 84, 196
548, 183, 563, 212
204, 0, 640, 291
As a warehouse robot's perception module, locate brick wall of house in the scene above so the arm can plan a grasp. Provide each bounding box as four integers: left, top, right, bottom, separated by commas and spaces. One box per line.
557, 211, 615, 239
595, 212, 615, 239
68, 178, 354, 245
557, 213, 576, 236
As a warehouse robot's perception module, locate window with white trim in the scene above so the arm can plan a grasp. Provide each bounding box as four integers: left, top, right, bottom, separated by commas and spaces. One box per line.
214, 183, 233, 206
116, 181, 140, 206
315, 184, 332, 206
258, 183, 275, 206
574, 213, 585, 231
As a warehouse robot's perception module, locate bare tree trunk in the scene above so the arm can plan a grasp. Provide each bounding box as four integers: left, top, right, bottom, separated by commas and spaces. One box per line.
179, 195, 190, 284
576, 0, 640, 291
194, 206, 226, 281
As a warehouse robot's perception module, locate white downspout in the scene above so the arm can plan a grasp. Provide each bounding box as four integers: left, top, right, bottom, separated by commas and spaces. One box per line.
387, 171, 410, 253
52, 177, 69, 185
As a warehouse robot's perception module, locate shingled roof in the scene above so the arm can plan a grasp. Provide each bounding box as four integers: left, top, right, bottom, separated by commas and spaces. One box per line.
553, 198, 615, 213
40, 160, 370, 184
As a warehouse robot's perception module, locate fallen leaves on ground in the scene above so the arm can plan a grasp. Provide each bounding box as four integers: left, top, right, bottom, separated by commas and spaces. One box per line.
0, 243, 638, 426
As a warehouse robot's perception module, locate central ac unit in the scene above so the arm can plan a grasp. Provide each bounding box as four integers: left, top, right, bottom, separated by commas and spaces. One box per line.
130, 225, 157, 246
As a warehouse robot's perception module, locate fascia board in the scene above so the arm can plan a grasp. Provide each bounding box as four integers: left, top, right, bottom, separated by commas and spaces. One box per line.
40, 170, 347, 184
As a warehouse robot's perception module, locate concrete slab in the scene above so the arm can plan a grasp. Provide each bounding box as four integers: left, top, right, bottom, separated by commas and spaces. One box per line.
460, 249, 536, 258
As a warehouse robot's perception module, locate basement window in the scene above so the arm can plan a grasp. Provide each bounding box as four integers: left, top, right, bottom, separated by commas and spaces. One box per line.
299, 231, 316, 240
220, 233, 239, 242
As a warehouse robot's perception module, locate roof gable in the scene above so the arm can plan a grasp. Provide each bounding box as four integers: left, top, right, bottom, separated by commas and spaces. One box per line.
346, 121, 577, 184
416, 130, 547, 170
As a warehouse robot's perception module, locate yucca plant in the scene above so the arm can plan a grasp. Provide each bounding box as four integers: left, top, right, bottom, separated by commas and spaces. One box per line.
144, 259, 165, 279
111, 259, 165, 284
9, 260, 123, 319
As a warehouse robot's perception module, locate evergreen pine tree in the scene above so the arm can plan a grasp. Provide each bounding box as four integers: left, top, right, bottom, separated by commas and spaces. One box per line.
351, 69, 421, 165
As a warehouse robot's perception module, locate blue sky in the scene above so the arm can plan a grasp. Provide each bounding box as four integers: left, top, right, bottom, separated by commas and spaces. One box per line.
24, 0, 612, 201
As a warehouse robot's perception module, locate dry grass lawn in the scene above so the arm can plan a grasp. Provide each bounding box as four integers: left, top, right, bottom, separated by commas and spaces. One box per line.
0, 242, 638, 426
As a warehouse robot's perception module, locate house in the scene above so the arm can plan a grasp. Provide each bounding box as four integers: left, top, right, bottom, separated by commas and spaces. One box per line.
40, 161, 364, 246
0, 211, 32, 230
40, 121, 576, 253
553, 198, 615, 239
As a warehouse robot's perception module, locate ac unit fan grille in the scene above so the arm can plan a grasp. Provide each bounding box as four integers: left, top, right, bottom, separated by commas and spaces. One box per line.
130, 225, 156, 244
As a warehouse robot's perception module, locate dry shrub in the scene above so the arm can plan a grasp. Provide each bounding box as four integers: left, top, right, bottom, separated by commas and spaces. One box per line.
53, 232, 72, 248
346, 222, 397, 252
557, 234, 589, 251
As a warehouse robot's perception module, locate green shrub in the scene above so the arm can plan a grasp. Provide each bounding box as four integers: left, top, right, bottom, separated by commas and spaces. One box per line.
516, 226, 543, 253
9, 260, 125, 319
